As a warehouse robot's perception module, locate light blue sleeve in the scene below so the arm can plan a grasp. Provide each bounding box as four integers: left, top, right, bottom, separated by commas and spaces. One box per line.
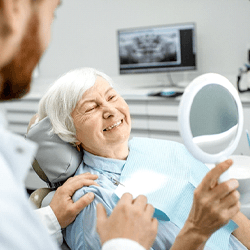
65, 185, 116, 250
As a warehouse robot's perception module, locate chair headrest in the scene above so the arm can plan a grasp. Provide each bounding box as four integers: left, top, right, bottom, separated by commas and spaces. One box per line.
26, 117, 83, 184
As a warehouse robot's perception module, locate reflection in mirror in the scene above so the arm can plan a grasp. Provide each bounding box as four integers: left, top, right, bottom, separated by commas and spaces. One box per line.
190, 84, 238, 154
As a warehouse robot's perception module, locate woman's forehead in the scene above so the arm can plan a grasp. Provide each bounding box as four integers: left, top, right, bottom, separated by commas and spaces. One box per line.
95, 76, 112, 87
87, 77, 113, 94
77, 77, 114, 106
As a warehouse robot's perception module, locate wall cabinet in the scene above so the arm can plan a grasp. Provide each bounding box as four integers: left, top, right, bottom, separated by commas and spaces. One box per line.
126, 96, 182, 143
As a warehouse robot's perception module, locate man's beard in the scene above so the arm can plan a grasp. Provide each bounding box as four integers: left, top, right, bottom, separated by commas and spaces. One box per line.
0, 12, 42, 100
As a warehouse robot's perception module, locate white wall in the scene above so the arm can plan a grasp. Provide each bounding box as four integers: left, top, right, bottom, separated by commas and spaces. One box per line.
31, 0, 250, 93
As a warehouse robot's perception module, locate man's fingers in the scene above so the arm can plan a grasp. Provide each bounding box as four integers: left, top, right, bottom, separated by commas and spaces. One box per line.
152, 217, 158, 231
73, 192, 95, 215
145, 203, 155, 217
65, 176, 99, 196
81, 173, 99, 180
66, 173, 99, 184
68, 180, 99, 196
201, 159, 233, 191
73, 179, 99, 187
117, 193, 133, 207
132, 195, 147, 208
96, 203, 108, 228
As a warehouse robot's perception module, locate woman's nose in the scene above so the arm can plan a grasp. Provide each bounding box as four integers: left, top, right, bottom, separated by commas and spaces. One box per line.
103, 104, 116, 119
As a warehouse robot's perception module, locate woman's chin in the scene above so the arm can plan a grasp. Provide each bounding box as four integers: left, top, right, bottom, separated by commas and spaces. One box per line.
104, 132, 130, 144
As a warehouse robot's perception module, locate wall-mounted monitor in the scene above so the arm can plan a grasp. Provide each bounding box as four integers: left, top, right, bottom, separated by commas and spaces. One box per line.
118, 23, 196, 74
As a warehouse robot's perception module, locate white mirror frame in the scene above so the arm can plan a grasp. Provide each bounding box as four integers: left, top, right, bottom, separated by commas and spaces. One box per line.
178, 73, 244, 165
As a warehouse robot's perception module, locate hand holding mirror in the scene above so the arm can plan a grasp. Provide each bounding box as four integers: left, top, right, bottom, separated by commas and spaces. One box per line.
178, 73, 244, 182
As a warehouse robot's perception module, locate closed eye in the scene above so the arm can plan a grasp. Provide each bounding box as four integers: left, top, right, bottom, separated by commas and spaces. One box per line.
108, 95, 116, 101
86, 106, 96, 112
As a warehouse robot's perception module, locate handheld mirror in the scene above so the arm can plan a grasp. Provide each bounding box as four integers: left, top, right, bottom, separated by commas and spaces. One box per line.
178, 73, 244, 182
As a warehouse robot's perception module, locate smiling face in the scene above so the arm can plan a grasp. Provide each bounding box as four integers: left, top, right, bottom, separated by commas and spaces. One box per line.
72, 76, 131, 159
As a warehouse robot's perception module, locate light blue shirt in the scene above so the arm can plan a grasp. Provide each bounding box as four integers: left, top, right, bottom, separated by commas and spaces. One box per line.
65, 138, 247, 250
0, 112, 59, 250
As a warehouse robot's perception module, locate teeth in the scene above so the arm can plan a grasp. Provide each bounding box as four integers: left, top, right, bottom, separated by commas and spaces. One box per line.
104, 120, 122, 131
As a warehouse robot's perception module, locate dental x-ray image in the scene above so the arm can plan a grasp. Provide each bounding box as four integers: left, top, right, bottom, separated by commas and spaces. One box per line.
119, 29, 180, 66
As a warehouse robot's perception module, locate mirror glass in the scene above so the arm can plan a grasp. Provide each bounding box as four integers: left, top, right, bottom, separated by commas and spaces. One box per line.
178, 73, 244, 174
190, 84, 239, 154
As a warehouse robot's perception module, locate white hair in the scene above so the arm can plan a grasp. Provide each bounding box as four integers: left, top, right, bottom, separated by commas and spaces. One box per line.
38, 67, 113, 145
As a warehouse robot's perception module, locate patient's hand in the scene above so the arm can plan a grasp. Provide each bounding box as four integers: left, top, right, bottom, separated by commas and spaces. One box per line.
50, 172, 99, 228
96, 193, 158, 250
185, 159, 240, 241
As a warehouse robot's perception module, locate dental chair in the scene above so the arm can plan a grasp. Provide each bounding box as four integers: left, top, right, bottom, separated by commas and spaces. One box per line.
29, 159, 54, 208
26, 116, 83, 249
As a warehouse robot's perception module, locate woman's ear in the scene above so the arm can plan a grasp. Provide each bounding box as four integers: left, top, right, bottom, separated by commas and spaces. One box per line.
27, 113, 39, 133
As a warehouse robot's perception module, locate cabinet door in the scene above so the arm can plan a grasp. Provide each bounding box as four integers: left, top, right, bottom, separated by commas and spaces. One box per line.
4, 98, 39, 135
126, 99, 149, 138
147, 99, 182, 142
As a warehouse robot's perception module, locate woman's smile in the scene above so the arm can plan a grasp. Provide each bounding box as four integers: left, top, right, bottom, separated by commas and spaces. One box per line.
103, 119, 123, 132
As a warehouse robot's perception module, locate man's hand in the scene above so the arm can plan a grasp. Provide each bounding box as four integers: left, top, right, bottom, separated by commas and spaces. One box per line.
50, 172, 98, 228
96, 193, 158, 250
186, 159, 240, 241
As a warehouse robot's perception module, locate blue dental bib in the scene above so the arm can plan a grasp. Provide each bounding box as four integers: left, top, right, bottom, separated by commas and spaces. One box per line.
114, 137, 238, 250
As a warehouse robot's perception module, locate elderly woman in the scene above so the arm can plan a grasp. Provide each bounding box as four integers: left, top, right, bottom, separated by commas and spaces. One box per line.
38, 68, 250, 250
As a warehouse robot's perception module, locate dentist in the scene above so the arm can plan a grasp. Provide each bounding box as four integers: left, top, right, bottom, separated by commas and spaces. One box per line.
0, 1, 156, 249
